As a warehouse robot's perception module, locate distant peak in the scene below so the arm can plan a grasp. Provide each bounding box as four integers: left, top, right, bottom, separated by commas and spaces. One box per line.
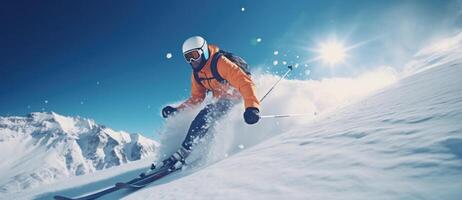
27, 111, 55, 120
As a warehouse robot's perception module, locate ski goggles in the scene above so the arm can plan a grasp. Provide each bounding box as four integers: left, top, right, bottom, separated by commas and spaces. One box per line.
183, 49, 203, 63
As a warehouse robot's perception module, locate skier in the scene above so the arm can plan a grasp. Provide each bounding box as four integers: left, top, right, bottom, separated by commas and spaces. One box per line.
152, 36, 261, 170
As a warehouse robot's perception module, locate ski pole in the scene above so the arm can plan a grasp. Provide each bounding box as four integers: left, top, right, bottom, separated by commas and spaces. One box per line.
260, 113, 315, 119
259, 65, 293, 103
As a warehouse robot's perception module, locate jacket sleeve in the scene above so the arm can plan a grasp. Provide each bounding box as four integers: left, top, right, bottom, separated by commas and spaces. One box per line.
217, 57, 260, 109
177, 73, 206, 110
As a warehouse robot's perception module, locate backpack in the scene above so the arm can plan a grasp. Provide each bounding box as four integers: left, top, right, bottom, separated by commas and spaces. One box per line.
193, 50, 251, 88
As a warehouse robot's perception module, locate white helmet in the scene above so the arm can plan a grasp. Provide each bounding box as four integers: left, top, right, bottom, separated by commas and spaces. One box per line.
182, 36, 209, 61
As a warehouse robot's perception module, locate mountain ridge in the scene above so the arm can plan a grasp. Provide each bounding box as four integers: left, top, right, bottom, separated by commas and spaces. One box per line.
0, 112, 158, 193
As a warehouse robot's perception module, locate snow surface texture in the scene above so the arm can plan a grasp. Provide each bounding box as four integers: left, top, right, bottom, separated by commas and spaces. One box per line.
0, 112, 159, 194
3, 32, 462, 200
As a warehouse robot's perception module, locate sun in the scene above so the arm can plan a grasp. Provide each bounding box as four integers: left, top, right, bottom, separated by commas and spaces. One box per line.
304, 35, 375, 67
319, 41, 347, 65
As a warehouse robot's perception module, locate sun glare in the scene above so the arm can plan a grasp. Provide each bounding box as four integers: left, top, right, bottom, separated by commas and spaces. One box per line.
319, 41, 347, 66
304, 36, 375, 67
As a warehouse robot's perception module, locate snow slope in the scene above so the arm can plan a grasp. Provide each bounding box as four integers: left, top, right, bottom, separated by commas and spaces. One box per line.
4, 33, 462, 200
0, 112, 159, 194
131, 64, 461, 200
123, 35, 462, 200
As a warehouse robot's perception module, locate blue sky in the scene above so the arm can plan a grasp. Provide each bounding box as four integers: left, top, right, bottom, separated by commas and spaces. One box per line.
1, 0, 461, 138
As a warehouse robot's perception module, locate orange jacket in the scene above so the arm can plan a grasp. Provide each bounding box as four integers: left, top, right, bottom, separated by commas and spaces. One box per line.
178, 45, 260, 110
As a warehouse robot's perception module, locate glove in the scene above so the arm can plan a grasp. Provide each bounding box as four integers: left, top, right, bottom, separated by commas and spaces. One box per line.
243, 107, 260, 124
162, 106, 178, 118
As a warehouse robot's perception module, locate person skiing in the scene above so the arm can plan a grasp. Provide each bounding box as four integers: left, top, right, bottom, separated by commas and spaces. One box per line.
151, 36, 261, 170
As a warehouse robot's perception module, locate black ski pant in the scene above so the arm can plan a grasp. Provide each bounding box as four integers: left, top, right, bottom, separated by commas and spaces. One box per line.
181, 99, 235, 151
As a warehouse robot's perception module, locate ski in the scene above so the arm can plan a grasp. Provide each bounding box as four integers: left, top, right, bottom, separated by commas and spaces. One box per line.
53, 185, 121, 200
53, 163, 182, 200
115, 166, 182, 189
115, 182, 144, 189
52, 169, 159, 199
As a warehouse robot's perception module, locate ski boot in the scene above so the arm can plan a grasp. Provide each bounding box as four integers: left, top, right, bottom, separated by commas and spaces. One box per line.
140, 147, 190, 177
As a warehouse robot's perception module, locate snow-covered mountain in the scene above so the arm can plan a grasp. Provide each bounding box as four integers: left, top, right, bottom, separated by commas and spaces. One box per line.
0, 112, 159, 194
